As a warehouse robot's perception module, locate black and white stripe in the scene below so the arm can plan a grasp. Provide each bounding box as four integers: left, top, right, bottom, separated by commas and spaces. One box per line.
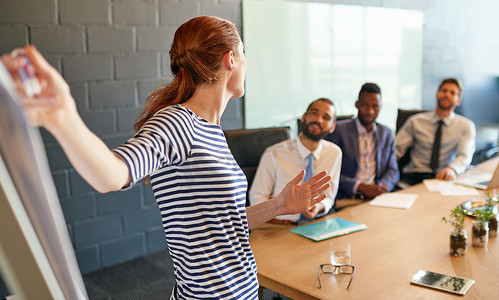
112, 105, 258, 299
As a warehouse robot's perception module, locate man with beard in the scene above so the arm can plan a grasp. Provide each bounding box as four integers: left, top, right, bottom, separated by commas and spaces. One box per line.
249, 98, 341, 225
325, 83, 399, 200
395, 78, 475, 185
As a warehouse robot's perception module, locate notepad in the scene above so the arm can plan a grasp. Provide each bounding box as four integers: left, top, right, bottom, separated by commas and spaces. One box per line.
369, 193, 418, 209
290, 218, 367, 242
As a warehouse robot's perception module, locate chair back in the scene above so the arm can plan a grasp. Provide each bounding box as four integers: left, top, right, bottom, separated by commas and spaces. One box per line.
224, 127, 291, 205
396, 109, 428, 171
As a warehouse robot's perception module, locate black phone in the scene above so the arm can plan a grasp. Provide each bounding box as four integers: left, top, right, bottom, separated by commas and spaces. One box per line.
410, 270, 475, 295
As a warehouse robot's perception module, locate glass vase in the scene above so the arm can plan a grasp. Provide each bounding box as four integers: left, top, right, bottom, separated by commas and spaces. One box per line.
472, 220, 489, 247
450, 229, 468, 256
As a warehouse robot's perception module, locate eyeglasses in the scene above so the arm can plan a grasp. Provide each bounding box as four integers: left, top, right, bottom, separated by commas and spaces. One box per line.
317, 264, 355, 290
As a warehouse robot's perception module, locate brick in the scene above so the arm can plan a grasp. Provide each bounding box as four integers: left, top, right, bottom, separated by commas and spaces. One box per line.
45, 55, 62, 74
115, 54, 159, 79
69, 170, 94, 195
40, 128, 56, 144
137, 26, 175, 51
118, 107, 142, 133
96, 188, 141, 216
31, 26, 85, 54
101, 235, 146, 267
62, 55, 113, 82
201, 0, 239, 25
80, 110, 116, 136
0, 26, 28, 54
45, 144, 71, 171
123, 206, 162, 234
59, 0, 110, 25
52, 171, 70, 198
142, 183, 156, 206
160, 0, 200, 26
89, 81, 137, 109
61, 194, 96, 223
160, 53, 174, 79
69, 83, 89, 111
88, 27, 134, 53
146, 228, 167, 253
74, 215, 122, 247
75, 246, 101, 274
0, 0, 56, 24
102, 133, 132, 149
138, 79, 163, 105
114, 1, 158, 25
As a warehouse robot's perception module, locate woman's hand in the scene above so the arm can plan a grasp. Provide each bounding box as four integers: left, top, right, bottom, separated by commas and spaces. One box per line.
276, 170, 331, 216
1, 45, 76, 130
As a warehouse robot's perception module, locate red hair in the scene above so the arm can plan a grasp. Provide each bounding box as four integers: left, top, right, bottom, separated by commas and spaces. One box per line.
134, 16, 240, 131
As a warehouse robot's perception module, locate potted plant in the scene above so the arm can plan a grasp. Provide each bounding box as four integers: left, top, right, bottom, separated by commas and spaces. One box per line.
484, 193, 498, 237
442, 205, 467, 256
472, 208, 494, 247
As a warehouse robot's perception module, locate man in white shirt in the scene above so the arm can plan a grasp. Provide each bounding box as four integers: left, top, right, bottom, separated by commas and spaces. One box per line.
249, 98, 341, 225
395, 78, 476, 185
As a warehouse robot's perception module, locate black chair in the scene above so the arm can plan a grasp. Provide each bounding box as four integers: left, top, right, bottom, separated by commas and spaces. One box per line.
396, 109, 427, 134
224, 127, 291, 205
395, 109, 428, 172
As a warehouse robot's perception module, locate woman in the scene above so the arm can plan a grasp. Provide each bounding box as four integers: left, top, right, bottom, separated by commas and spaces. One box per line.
3, 16, 331, 299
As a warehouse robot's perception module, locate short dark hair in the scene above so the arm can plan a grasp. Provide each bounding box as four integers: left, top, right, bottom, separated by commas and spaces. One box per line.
305, 98, 336, 122
358, 83, 381, 100
438, 78, 463, 97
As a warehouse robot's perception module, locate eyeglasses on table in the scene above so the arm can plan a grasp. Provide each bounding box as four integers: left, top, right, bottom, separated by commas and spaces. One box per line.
317, 264, 355, 290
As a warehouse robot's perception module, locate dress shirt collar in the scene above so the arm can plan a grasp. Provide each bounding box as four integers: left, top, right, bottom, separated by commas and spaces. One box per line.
296, 137, 323, 161
354, 117, 377, 136
431, 111, 455, 126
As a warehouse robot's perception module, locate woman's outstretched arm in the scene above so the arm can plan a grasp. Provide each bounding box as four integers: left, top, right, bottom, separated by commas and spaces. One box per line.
2, 45, 130, 193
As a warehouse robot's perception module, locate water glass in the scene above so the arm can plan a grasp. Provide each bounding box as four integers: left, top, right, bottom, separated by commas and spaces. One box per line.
330, 241, 351, 265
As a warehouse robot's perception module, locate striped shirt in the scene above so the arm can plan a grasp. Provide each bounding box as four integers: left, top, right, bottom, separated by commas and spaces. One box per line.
112, 105, 258, 299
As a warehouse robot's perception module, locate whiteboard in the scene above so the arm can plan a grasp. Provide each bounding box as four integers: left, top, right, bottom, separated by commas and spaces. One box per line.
0, 62, 87, 299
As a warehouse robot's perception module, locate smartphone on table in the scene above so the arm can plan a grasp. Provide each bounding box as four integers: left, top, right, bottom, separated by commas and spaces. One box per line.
410, 270, 475, 295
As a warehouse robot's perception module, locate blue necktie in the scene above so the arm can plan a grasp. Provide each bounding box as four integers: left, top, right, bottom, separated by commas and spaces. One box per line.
299, 153, 315, 223
303, 153, 315, 183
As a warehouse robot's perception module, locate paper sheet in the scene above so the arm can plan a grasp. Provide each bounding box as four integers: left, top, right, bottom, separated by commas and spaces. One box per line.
369, 193, 418, 209
423, 179, 480, 196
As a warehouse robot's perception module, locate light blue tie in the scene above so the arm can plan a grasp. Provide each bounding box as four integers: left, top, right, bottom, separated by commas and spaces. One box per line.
299, 153, 315, 224
303, 153, 315, 183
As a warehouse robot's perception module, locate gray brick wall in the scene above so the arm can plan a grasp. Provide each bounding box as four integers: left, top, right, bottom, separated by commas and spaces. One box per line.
0, 1, 498, 285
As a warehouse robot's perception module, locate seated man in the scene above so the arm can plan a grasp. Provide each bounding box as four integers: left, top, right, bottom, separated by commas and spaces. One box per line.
249, 98, 341, 225
395, 78, 476, 185
325, 83, 399, 200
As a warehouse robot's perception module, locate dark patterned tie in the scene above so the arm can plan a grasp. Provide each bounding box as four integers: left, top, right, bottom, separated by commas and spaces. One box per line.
430, 120, 444, 171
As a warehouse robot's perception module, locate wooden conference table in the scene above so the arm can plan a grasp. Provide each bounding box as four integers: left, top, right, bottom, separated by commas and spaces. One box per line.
249, 158, 499, 299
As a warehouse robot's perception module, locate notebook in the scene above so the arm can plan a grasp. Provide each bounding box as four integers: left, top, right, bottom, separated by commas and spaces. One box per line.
455, 163, 499, 190
290, 218, 367, 242
369, 193, 418, 209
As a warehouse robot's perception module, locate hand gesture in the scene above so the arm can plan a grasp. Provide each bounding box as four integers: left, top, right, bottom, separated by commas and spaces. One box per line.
277, 170, 331, 216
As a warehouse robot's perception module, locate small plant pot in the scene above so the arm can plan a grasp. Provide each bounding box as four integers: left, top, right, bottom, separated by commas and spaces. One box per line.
450, 229, 468, 256
489, 215, 498, 237
472, 220, 489, 247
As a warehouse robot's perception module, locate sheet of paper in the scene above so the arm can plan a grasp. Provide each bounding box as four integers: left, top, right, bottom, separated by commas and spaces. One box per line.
423, 179, 480, 196
369, 193, 418, 209
440, 184, 480, 196
423, 179, 453, 192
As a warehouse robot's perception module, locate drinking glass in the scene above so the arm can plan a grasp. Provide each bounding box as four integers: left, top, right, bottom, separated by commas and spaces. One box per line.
330, 240, 351, 265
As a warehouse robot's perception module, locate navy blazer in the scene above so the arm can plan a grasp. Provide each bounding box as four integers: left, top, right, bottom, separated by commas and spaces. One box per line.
325, 119, 399, 198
